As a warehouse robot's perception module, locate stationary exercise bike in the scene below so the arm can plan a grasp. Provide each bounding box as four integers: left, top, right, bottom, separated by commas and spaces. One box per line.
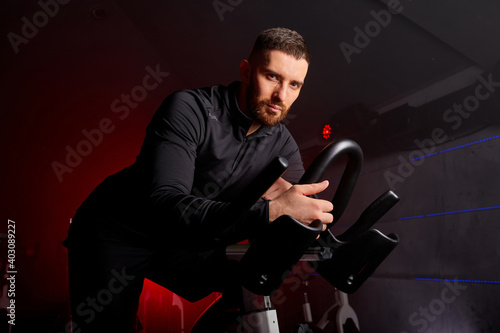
192, 139, 400, 333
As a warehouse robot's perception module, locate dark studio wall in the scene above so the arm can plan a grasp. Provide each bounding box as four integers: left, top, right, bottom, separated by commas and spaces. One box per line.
1, 0, 499, 332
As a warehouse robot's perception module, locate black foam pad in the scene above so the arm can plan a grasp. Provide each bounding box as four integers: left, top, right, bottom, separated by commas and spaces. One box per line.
239, 215, 322, 296
313, 229, 399, 294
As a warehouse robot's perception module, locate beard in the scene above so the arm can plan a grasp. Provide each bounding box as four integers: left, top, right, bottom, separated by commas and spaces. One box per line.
246, 79, 290, 127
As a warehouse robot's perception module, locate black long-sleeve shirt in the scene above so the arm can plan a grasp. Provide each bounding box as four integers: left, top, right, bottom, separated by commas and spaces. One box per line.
66, 81, 304, 249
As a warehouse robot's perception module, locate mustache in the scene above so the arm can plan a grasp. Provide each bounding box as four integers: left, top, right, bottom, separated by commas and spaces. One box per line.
257, 99, 287, 111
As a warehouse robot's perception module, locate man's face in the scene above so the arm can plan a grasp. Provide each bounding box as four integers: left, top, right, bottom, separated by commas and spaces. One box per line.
246, 50, 309, 127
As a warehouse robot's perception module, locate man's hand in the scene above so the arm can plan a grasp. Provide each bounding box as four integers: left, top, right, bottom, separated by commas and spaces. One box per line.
262, 177, 293, 200
268, 180, 334, 231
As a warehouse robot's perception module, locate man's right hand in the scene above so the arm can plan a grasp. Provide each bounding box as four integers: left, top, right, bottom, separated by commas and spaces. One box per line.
268, 180, 334, 231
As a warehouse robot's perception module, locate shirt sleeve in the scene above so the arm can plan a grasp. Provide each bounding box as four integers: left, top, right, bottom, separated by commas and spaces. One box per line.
279, 128, 305, 184
138, 91, 268, 246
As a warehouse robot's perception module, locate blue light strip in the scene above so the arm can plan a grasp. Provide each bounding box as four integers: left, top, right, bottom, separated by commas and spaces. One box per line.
412, 152, 438, 161
411, 134, 500, 161
400, 205, 500, 220
416, 278, 500, 285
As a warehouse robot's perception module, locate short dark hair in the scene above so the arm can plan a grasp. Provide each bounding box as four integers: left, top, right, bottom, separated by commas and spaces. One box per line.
249, 27, 311, 65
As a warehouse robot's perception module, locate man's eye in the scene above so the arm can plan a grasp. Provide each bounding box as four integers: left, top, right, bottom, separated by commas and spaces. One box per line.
268, 74, 277, 80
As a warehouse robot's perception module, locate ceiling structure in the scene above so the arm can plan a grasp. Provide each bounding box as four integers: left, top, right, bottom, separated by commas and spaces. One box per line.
3, 0, 500, 154
111, 0, 500, 153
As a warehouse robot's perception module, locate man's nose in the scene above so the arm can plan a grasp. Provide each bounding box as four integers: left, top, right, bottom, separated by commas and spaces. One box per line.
273, 83, 286, 102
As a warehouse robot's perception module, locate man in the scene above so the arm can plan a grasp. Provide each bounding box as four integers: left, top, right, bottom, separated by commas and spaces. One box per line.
64, 27, 333, 332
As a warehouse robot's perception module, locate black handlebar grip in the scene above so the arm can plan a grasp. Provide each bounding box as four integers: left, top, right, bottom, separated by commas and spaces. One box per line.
298, 139, 363, 224
337, 190, 400, 242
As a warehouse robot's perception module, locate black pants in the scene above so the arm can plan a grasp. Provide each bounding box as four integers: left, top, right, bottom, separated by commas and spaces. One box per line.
66, 236, 240, 333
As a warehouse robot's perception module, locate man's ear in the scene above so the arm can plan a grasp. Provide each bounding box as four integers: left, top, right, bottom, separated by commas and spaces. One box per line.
240, 60, 251, 85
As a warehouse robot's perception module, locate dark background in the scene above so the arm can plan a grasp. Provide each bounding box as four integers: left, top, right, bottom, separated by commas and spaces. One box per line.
1, 0, 500, 332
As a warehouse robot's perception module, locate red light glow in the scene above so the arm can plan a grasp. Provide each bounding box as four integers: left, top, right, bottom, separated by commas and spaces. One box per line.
322, 124, 332, 139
